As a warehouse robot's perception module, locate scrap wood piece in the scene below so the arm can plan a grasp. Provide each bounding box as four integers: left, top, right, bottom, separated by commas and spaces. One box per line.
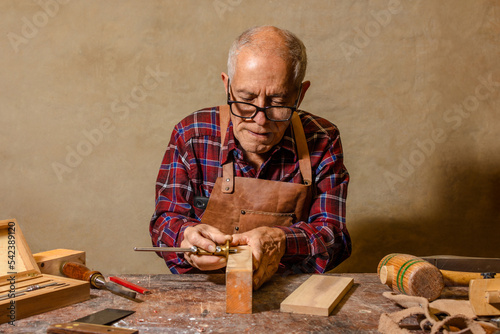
47, 322, 138, 334
280, 275, 353, 316
226, 245, 252, 314
469, 278, 500, 316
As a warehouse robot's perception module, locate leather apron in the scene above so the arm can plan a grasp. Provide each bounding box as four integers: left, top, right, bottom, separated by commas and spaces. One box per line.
200, 105, 313, 234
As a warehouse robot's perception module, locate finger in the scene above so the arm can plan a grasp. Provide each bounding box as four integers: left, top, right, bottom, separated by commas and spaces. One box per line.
188, 225, 231, 252
188, 254, 227, 271
198, 225, 233, 249
230, 234, 249, 246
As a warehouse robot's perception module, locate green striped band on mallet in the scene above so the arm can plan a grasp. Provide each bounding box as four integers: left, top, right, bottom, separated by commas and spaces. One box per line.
396, 259, 425, 294
378, 253, 398, 273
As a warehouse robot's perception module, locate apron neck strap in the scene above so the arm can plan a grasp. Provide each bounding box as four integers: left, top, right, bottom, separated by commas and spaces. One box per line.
219, 105, 234, 193
218, 106, 312, 190
219, 105, 230, 150
291, 112, 312, 185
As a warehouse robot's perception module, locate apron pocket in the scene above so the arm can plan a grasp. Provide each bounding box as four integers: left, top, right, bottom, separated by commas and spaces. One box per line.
236, 209, 295, 233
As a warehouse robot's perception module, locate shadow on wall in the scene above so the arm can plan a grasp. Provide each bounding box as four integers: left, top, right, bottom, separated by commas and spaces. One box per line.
332, 158, 500, 273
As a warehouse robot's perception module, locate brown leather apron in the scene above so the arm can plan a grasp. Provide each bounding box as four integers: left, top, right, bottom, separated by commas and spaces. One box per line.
200, 105, 313, 234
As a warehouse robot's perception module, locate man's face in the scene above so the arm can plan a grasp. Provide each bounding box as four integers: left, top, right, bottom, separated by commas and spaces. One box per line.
223, 50, 301, 158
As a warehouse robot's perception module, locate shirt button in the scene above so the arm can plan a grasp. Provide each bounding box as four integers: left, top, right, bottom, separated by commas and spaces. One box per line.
226, 178, 230, 182
235, 226, 239, 231
241, 210, 245, 215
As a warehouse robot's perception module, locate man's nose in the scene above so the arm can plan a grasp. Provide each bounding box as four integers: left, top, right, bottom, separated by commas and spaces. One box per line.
252, 109, 268, 125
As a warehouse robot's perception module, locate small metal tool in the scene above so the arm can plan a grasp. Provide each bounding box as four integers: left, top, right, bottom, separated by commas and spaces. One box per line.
134, 240, 236, 258
0, 281, 66, 301
421, 255, 500, 273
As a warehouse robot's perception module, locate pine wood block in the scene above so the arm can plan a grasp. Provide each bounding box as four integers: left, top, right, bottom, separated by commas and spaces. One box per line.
33, 249, 86, 276
470, 278, 500, 316
280, 275, 353, 316
226, 245, 252, 314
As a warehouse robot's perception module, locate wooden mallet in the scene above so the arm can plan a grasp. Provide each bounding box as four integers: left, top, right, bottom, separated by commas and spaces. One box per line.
377, 253, 483, 301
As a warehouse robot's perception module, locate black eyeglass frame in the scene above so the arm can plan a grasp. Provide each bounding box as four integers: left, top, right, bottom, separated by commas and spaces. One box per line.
226, 79, 302, 122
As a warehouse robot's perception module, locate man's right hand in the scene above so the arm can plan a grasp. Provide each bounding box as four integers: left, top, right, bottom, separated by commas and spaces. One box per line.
180, 224, 232, 271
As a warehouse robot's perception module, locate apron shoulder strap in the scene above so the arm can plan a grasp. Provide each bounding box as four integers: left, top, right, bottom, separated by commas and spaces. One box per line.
218, 105, 234, 193
291, 112, 312, 185
219, 105, 230, 149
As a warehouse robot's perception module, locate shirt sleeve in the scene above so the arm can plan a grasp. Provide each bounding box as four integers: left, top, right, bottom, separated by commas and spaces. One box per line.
277, 131, 351, 273
149, 123, 200, 274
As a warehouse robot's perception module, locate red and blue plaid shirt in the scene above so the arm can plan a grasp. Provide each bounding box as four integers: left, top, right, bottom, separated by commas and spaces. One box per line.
150, 107, 351, 274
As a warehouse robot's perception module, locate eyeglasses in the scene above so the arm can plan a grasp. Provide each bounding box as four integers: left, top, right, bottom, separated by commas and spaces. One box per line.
226, 80, 301, 122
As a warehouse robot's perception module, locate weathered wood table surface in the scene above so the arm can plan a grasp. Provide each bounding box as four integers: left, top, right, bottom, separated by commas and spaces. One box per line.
0, 273, 403, 333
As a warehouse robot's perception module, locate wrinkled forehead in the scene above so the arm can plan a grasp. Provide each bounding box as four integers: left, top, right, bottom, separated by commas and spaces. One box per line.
232, 49, 296, 90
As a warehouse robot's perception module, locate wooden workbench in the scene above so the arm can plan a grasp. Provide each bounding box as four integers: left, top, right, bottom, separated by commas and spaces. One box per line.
0, 273, 404, 333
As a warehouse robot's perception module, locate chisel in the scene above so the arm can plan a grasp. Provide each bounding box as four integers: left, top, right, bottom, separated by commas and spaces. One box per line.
61, 262, 138, 300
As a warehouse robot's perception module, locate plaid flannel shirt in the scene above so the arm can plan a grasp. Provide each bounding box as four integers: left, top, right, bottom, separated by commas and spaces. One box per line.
150, 107, 351, 274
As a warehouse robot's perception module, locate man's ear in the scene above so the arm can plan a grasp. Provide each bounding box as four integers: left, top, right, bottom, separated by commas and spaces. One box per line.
298, 81, 311, 107
221, 72, 229, 93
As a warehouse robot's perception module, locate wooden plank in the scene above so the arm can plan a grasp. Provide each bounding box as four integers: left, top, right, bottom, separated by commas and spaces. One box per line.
469, 278, 500, 316
225, 245, 252, 314
33, 249, 86, 276
280, 275, 353, 316
47, 322, 138, 334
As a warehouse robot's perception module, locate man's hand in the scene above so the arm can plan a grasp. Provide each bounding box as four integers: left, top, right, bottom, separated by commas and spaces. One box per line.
181, 224, 232, 271
231, 226, 286, 290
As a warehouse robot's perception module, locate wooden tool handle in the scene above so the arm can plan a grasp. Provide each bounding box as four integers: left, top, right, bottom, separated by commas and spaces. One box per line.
47, 322, 138, 334
61, 262, 100, 283
440, 270, 483, 287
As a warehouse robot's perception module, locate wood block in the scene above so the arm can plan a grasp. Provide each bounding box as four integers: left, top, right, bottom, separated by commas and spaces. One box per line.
280, 275, 353, 316
33, 249, 86, 276
226, 245, 252, 314
470, 278, 500, 316
47, 322, 138, 334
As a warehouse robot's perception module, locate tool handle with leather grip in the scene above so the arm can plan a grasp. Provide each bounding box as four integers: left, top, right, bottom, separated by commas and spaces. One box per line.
61, 262, 101, 285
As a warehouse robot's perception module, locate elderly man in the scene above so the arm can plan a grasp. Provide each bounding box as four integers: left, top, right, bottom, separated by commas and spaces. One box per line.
150, 26, 351, 289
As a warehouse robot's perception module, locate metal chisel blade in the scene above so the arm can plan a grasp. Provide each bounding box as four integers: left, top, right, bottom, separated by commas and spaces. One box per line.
104, 281, 138, 300
421, 255, 500, 273
73, 308, 135, 325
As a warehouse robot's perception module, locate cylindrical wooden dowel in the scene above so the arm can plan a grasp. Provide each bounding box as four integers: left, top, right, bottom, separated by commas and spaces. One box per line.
377, 254, 444, 301
486, 290, 500, 305
379, 265, 394, 286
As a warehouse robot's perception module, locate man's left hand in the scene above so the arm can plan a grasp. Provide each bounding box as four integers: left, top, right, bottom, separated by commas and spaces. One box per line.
231, 226, 286, 290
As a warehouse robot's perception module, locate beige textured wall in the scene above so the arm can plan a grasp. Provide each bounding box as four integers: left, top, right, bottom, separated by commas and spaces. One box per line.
1, 0, 499, 275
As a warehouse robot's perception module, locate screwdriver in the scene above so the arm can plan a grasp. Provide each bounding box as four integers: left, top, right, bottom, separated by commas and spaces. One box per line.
61, 262, 137, 300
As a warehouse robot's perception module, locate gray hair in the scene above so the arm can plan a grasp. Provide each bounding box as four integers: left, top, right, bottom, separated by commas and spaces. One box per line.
227, 26, 307, 87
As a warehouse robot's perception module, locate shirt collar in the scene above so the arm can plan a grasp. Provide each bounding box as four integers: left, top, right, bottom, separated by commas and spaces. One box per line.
220, 121, 298, 165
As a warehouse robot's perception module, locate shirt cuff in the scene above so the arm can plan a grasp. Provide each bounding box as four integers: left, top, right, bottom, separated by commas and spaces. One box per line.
275, 226, 309, 257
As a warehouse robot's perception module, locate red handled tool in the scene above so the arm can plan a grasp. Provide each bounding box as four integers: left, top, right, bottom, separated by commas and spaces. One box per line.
109, 276, 151, 295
